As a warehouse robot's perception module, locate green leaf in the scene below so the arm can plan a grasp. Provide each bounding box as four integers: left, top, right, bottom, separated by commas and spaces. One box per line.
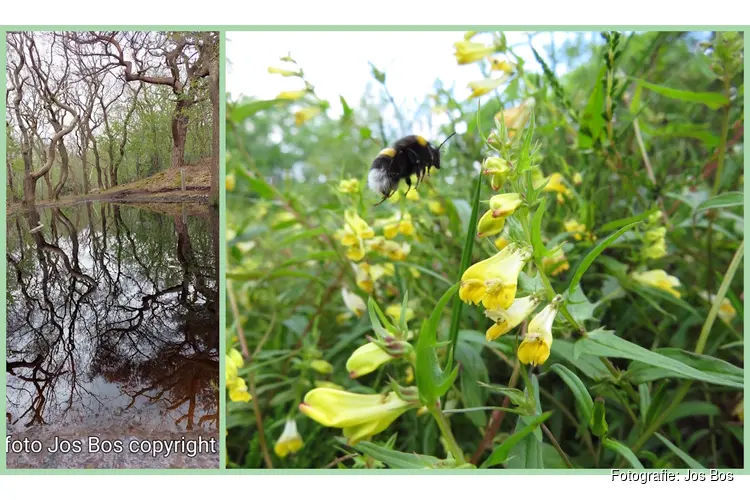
654, 434, 706, 469
633, 78, 730, 110
567, 222, 639, 295
603, 438, 644, 469
339, 95, 353, 119
481, 412, 552, 468
590, 397, 608, 438
241, 174, 277, 200
455, 341, 489, 427
349, 441, 443, 469
416, 284, 460, 406
576, 330, 743, 388
531, 197, 549, 257
694, 191, 743, 216
229, 99, 283, 122
625, 348, 744, 387
578, 65, 606, 149
550, 339, 610, 380
550, 364, 594, 424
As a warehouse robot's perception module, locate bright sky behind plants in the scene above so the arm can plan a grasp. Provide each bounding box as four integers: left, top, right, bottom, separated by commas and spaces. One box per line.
226, 31, 584, 119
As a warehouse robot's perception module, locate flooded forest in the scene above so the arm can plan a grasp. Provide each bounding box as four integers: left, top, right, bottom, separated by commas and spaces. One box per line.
5, 31, 220, 469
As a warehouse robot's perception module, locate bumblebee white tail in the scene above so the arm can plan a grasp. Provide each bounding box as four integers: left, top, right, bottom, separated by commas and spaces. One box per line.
368, 168, 392, 196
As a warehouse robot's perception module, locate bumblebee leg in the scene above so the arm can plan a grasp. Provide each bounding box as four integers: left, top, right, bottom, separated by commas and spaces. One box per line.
403, 175, 413, 194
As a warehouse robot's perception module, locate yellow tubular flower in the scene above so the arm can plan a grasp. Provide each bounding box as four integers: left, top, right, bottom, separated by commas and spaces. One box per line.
295, 107, 321, 126
477, 209, 507, 238
564, 219, 588, 241
482, 157, 510, 191
489, 193, 523, 218
489, 57, 514, 74
699, 291, 737, 323
342, 288, 367, 317
368, 264, 392, 282
338, 178, 360, 194
226, 173, 236, 192
299, 388, 413, 444
405, 189, 420, 201
276, 89, 307, 100
485, 295, 541, 341
268, 66, 299, 77
496, 99, 533, 136
310, 359, 334, 375
517, 301, 559, 366
227, 377, 252, 403
274, 419, 304, 458
467, 77, 507, 99
337, 210, 375, 245
346, 342, 393, 378
642, 240, 667, 260
398, 212, 415, 236
460, 244, 532, 310
428, 200, 445, 215
386, 303, 415, 323
542, 248, 570, 277
541, 173, 571, 201
494, 236, 510, 250
453, 40, 496, 64
631, 270, 682, 298
352, 262, 374, 294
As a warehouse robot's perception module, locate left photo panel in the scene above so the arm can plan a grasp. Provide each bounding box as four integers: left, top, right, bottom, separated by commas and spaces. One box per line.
5, 31, 221, 469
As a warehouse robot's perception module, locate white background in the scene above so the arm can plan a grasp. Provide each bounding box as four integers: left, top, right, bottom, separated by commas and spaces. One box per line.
1, 0, 748, 495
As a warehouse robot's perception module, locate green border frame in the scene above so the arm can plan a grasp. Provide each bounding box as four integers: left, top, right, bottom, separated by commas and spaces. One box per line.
0, 25, 747, 476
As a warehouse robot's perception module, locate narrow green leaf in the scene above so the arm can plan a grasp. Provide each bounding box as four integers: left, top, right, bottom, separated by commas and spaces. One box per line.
568, 222, 639, 294
603, 438, 644, 469
531, 197, 549, 258
590, 397, 608, 438
350, 441, 441, 469
634, 78, 730, 109
550, 364, 594, 424
481, 412, 552, 468
694, 191, 743, 216
654, 434, 706, 469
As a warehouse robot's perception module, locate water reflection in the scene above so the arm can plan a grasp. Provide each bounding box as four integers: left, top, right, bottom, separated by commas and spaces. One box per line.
6, 203, 219, 468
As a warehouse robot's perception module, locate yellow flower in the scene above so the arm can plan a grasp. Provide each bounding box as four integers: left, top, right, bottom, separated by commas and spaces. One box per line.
485, 295, 541, 341
226, 173, 236, 192
385, 303, 415, 323
428, 200, 445, 215
274, 419, 304, 458
699, 291, 737, 323
644, 227, 666, 243
404, 366, 414, 384
459, 243, 532, 310
482, 157, 510, 191
299, 388, 413, 444
310, 359, 334, 374
489, 57, 514, 74
494, 236, 510, 250
573, 172, 583, 185
335, 210, 375, 261
495, 99, 533, 137
338, 178, 360, 194
477, 192, 525, 238
352, 262, 374, 294
468, 77, 507, 99
346, 342, 393, 378
372, 240, 411, 261
336, 312, 352, 324
405, 189, 420, 201
227, 377, 252, 403
369, 263, 394, 282
387, 190, 401, 203
376, 212, 414, 239
631, 269, 682, 298
226, 348, 244, 380
268, 66, 299, 77
398, 212, 415, 236
477, 209, 507, 238
564, 219, 588, 241
295, 106, 321, 126
542, 248, 570, 277
276, 89, 308, 100
342, 288, 367, 317
453, 40, 496, 64
517, 301, 559, 366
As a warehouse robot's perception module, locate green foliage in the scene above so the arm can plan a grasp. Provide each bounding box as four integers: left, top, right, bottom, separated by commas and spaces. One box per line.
226, 30, 744, 470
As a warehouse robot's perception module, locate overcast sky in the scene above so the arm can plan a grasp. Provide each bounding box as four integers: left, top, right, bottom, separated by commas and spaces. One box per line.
226, 31, 583, 120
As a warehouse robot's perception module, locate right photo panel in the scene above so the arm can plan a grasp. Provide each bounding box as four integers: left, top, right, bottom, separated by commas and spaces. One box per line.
224, 30, 744, 470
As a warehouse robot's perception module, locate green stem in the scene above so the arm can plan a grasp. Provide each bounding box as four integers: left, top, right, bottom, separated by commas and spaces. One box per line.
711, 77, 732, 196
448, 174, 483, 367
429, 405, 466, 465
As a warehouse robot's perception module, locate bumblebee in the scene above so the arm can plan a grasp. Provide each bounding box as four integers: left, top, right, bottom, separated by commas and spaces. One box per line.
368, 133, 456, 205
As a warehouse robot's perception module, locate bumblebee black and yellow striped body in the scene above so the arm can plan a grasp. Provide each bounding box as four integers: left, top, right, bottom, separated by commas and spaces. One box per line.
368, 134, 451, 205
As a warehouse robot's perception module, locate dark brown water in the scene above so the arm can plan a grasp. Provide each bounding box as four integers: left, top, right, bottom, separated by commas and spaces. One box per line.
6, 202, 220, 469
